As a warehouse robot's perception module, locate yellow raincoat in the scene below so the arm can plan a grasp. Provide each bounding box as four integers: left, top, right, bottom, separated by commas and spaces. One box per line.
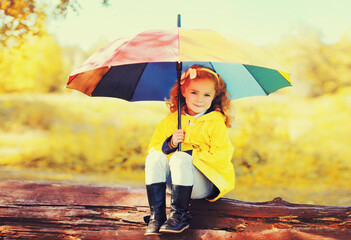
148, 111, 235, 201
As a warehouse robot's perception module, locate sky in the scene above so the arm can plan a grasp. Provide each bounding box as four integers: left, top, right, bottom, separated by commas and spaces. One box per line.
47, 0, 351, 51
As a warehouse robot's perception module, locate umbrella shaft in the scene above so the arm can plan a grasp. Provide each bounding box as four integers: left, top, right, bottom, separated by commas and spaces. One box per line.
177, 61, 182, 151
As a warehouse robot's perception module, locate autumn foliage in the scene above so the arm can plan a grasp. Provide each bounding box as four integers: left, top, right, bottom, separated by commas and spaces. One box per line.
0, 0, 100, 45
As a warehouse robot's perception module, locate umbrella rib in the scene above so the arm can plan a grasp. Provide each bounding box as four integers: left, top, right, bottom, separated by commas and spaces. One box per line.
209, 62, 215, 72
129, 63, 149, 101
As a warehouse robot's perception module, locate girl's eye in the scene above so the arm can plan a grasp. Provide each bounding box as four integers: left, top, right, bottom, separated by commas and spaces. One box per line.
205, 94, 211, 97
191, 92, 197, 95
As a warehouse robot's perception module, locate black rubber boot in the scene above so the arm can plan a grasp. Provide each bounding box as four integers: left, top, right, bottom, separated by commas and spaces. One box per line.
144, 182, 167, 236
159, 184, 193, 233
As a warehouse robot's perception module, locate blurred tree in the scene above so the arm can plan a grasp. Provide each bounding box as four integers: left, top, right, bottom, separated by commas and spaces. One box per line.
266, 26, 351, 97
0, 31, 65, 93
0, 0, 110, 45
329, 32, 351, 93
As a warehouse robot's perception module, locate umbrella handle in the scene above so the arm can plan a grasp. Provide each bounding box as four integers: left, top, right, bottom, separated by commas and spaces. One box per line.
177, 61, 182, 151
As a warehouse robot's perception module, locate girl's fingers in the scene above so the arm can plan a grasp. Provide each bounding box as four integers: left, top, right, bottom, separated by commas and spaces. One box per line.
173, 136, 184, 145
172, 130, 185, 145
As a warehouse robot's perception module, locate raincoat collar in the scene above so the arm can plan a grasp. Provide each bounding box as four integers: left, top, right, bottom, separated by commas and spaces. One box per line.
181, 109, 224, 122
185, 110, 207, 119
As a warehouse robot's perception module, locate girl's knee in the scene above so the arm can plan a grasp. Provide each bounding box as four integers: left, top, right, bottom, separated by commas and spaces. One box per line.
169, 151, 193, 170
145, 151, 169, 185
145, 151, 168, 168
169, 152, 194, 186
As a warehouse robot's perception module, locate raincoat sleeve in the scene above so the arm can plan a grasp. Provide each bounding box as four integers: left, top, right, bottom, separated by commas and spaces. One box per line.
148, 114, 177, 154
162, 136, 178, 155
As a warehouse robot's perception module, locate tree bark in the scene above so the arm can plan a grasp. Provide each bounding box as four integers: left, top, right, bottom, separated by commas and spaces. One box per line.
0, 180, 350, 239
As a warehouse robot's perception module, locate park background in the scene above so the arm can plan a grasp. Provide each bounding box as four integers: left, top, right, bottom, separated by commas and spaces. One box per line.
1, 0, 351, 206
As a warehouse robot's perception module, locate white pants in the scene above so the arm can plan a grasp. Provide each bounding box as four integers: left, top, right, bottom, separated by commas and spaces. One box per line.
145, 151, 214, 199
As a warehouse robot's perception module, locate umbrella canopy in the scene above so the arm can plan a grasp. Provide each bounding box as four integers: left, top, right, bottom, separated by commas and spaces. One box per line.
66, 27, 291, 101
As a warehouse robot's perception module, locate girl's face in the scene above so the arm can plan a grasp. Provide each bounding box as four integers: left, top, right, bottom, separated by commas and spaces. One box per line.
182, 77, 216, 116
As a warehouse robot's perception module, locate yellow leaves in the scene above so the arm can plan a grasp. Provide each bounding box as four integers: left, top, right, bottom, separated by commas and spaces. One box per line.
1, 92, 351, 205
228, 92, 351, 205
0, 0, 35, 16
0, 34, 65, 93
0, 0, 88, 44
0, 94, 161, 180
265, 26, 351, 97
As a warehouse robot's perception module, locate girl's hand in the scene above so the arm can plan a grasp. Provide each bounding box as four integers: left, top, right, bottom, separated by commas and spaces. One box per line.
171, 129, 185, 147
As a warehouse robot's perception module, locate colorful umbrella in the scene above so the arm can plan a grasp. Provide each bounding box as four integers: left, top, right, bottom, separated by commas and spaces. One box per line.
66, 28, 291, 101
66, 18, 291, 149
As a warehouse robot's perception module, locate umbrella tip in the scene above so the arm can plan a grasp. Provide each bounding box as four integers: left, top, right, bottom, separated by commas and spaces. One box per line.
177, 14, 181, 28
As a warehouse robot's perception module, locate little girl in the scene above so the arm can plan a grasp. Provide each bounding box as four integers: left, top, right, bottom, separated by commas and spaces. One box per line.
144, 65, 235, 235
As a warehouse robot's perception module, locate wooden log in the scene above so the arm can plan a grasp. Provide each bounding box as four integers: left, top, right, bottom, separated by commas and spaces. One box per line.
0, 180, 350, 239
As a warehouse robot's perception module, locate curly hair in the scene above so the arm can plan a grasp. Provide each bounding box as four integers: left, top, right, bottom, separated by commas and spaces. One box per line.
166, 65, 233, 128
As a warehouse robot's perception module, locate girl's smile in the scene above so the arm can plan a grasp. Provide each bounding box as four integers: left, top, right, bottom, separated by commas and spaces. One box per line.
182, 78, 216, 116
